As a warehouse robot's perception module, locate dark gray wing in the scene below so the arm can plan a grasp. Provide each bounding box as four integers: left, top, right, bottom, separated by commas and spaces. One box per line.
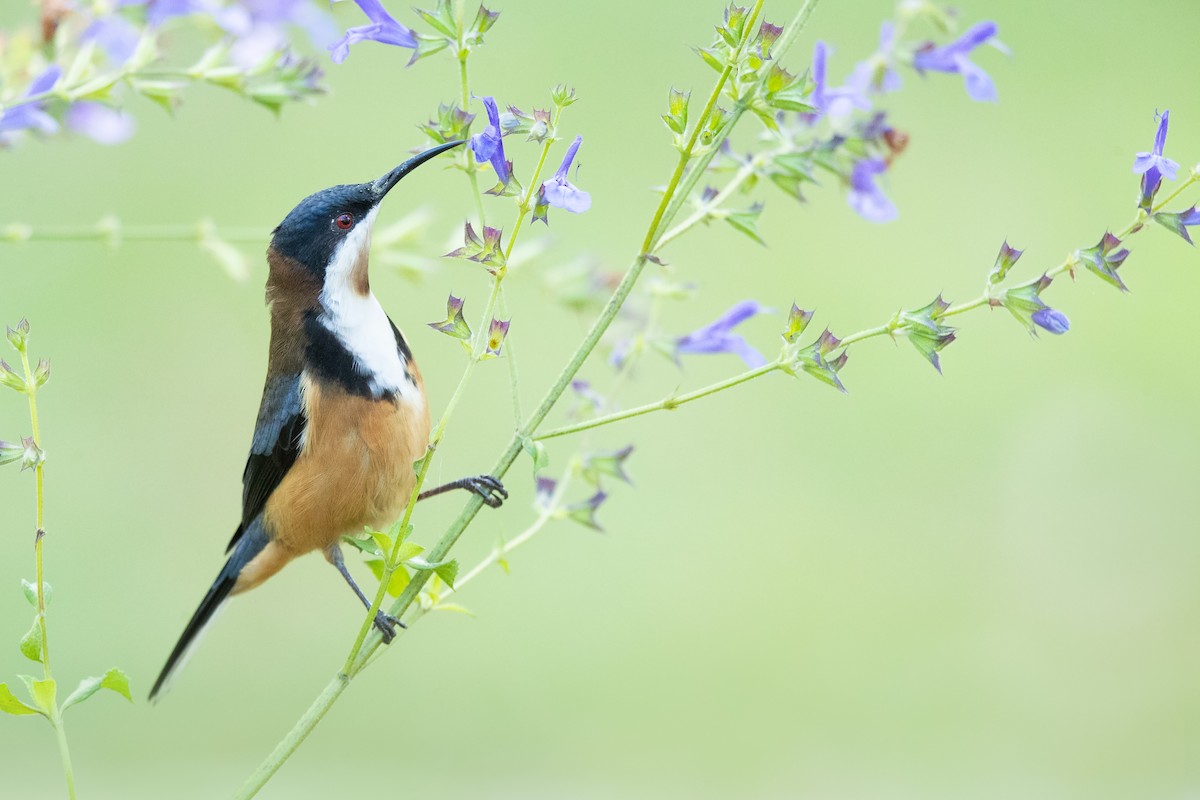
225, 373, 307, 552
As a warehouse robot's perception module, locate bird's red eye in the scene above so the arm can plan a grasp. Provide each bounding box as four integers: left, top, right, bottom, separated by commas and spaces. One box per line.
335, 213, 354, 230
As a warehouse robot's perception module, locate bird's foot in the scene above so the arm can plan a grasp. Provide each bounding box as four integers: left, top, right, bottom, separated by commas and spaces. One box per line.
464, 475, 508, 508
373, 611, 407, 644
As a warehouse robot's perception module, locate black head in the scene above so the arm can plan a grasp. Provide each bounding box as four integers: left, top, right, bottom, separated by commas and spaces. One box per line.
269, 140, 464, 275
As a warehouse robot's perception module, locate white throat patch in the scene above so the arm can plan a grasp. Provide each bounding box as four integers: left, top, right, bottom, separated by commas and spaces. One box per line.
318, 206, 422, 406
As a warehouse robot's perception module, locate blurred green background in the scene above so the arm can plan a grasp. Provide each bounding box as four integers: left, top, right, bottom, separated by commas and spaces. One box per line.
2, 0, 1198, 797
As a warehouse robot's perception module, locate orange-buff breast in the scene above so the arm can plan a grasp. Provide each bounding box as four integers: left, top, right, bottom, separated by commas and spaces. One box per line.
233, 372, 429, 593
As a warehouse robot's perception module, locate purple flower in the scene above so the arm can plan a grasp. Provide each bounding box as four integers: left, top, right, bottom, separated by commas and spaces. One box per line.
912, 21, 1004, 103
1134, 110, 1178, 209
65, 102, 136, 144
676, 300, 769, 368
328, 0, 417, 64
82, 14, 142, 65
1031, 307, 1070, 335
470, 96, 512, 186
540, 135, 591, 214
0, 66, 62, 140
808, 41, 871, 126
847, 158, 897, 223
1133, 110, 1178, 181
849, 22, 902, 95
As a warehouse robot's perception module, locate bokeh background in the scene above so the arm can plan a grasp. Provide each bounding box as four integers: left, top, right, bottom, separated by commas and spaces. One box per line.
2, 0, 1198, 797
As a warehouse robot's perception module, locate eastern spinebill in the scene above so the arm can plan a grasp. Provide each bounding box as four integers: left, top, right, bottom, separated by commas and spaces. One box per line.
150, 140, 506, 700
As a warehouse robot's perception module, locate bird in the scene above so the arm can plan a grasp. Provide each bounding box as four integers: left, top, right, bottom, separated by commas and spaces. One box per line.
150, 140, 506, 700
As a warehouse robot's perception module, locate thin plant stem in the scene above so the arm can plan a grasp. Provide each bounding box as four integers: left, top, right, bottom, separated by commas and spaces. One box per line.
18, 349, 77, 799
537, 361, 781, 440
4, 224, 266, 245
656, 148, 777, 250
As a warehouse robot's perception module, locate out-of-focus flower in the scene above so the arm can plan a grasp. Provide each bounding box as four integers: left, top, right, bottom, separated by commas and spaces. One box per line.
329, 0, 417, 64
83, 14, 142, 65
809, 41, 870, 126
912, 21, 1004, 102
850, 21, 902, 95
0, 66, 63, 138
65, 102, 136, 144
539, 135, 591, 217
676, 300, 769, 368
847, 158, 897, 223
566, 489, 608, 531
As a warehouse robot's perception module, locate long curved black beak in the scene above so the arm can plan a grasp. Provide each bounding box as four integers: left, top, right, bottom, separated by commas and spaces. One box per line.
371, 140, 465, 199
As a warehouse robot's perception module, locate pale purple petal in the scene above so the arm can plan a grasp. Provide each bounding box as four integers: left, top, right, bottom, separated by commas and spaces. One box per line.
328, 0, 417, 63
676, 300, 769, 368
83, 15, 142, 65
1133, 110, 1179, 181
543, 181, 591, 213
847, 158, 897, 223
65, 102, 136, 144
955, 54, 997, 103
0, 66, 62, 134
541, 135, 590, 213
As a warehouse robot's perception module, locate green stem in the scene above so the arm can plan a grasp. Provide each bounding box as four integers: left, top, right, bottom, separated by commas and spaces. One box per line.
20, 349, 77, 799
3, 223, 266, 245
537, 362, 780, 440
236, 3, 827, 792
408, 468, 575, 626
18, 350, 50, 677
233, 675, 350, 799
656, 148, 775, 251
51, 714, 77, 800
499, 286, 523, 426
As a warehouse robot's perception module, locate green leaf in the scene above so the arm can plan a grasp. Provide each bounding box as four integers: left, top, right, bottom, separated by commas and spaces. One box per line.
61, 668, 132, 711
365, 560, 410, 598
129, 79, 187, 113
522, 436, 549, 473
386, 518, 413, 543
395, 541, 424, 562
21, 578, 51, 607
341, 534, 381, 556
0, 683, 40, 716
19, 618, 42, 664
405, 556, 459, 588
369, 531, 394, 555
100, 668, 132, 702
725, 203, 766, 245
19, 675, 55, 715
434, 560, 459, 589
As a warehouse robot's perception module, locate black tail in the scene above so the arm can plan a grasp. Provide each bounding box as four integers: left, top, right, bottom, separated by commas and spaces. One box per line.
149, 521, 268, 701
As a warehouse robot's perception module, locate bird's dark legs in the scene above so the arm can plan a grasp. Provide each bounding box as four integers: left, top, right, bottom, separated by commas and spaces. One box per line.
324, 544, 404, 643
418, 474, 508, 508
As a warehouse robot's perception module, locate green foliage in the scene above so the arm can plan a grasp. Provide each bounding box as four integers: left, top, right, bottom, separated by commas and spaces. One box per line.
0, 683, 39, 716
19, 618, 43, 664
61, 669, 132, 712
